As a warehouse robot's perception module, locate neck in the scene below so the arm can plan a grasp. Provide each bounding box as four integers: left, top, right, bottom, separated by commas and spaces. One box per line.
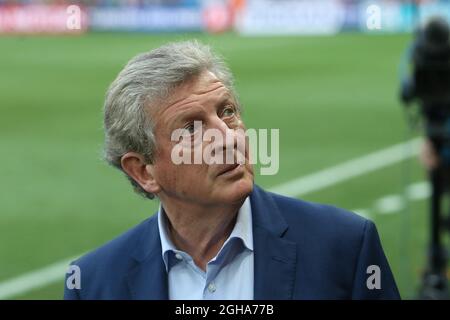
160, 197, 244, 271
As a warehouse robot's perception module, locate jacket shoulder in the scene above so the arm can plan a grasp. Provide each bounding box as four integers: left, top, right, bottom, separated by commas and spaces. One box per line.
66, 215, 157, 299
266, 190, 371, 274
269, 191, 368, 236
74, 216, 154, 267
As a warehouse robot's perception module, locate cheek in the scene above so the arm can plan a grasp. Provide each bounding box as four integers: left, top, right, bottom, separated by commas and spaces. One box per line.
152, 144, 178, 184
154, 150, 210, 188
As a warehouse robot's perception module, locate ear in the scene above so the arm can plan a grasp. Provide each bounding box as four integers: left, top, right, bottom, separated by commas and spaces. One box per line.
120, 152, 161, 195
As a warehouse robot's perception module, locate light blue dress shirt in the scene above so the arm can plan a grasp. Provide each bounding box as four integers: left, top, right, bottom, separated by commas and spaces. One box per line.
157, 197, 254, 300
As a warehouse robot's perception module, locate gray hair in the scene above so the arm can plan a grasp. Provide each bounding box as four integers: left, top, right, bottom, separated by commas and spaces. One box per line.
103, 40, 237, 199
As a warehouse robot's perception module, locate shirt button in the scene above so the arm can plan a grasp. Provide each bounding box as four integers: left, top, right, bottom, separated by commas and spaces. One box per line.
207, 282, 216, 293
175, 253, 183, 260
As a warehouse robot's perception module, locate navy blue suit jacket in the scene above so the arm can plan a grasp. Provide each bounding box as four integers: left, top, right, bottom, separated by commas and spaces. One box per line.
64, 185, 400, 299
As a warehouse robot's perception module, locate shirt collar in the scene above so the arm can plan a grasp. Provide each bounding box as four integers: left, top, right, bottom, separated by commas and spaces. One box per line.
158, 197, 253, 272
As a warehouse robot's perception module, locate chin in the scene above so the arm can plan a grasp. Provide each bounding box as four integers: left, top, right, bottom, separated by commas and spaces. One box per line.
219, 178, 254, 204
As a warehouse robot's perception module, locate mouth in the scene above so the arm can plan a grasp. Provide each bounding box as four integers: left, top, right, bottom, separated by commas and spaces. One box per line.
217, 163, 242, 177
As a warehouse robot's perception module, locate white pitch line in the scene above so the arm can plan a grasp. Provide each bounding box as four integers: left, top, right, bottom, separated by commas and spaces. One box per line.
375, 195, 406, 215
0, 138, 421, 299
352, 208, 371, 219
0, 257, 78, 300
352, 181, 430, 218
270, 138, 421, 197
407, 181, 431, 201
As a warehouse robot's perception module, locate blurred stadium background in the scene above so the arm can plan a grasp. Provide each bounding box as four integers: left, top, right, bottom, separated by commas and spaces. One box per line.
1, 0, 449, 299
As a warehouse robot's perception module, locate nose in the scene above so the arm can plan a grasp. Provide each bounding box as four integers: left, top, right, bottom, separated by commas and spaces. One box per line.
210, 116, 238, 147
206, 116, 245, 164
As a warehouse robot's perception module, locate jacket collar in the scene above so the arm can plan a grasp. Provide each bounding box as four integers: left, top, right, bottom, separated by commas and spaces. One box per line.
127, 215, 168, 300
250, 185, 289, 237
250, 185, 298, 300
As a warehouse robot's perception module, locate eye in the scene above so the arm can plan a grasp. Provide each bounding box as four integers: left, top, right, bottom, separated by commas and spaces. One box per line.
184, 122, 195, 134
221, 106, 236, 118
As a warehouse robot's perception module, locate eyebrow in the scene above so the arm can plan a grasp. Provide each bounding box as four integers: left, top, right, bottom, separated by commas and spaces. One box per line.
169, 106, 206, 128
168, 95, 235, 127
216, 95, 235, 111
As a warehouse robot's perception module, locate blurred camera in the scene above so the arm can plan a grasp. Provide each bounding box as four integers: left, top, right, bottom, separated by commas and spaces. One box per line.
402, 17, 450, 108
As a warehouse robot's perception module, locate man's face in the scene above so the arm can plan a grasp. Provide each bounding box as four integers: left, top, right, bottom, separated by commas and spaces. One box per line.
149, 71, 254, 206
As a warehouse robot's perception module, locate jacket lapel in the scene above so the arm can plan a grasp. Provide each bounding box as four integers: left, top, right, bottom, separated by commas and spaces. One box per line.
251, 186, 298, 300
126, 216, 169, 300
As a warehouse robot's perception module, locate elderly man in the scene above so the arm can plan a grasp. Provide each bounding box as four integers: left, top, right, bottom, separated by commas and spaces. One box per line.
64, 40, 400, 300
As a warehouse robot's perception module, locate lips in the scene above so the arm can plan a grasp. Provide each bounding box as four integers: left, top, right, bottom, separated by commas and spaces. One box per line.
217, 163, 241, 176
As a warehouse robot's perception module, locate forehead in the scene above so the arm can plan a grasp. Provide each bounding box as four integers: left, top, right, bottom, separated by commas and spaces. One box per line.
150, 71, 232, 121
